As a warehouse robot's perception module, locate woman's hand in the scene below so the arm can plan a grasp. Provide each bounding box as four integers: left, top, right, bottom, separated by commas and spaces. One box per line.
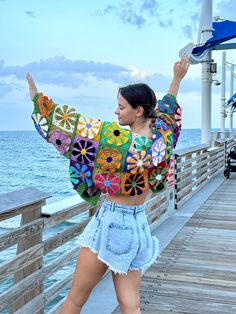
167, 55, 190, 97
173, 55, 190, 82
26, 72, 38, 101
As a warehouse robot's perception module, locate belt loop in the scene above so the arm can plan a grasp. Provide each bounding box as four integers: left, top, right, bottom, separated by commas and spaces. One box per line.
111, 202, 115, 211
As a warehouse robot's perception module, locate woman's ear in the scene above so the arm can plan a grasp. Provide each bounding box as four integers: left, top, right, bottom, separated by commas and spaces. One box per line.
136, 106, 144, 117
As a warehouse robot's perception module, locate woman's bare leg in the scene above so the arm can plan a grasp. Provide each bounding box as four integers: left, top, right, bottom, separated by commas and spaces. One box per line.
112, 270, 141, 314
59, 247, 108, 314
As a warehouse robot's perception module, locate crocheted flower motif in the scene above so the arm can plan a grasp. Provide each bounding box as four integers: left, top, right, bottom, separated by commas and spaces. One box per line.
37, 93, 54, 118
54, 105, 77, 133
48, 129, 71, 155
123, 173, 147, 196
152, 137, 166, 166
77, 115, 102, 139
174, 107, 182, 128
154, 118, 169, 132
69, 163, 93, 187
94, 173, 120, 195
134, 135, 152, 152
31, 113, 48, 138
96, 147, 122, 173
162, 131, 174, 163
104, 122, 130, 146
148, 162, 168, 192
126, 151, 151, 174
71, 138, 97, 165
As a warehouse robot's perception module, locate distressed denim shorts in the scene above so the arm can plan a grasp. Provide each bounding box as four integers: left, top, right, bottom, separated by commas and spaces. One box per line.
76, 199, 159, 275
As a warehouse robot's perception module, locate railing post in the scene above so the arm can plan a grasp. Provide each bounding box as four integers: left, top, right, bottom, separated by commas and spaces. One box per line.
10, 200, 45, 314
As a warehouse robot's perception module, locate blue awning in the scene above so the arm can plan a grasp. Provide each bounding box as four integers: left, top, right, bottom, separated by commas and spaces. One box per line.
192, 20, 236, 57
225, 93, 236, 108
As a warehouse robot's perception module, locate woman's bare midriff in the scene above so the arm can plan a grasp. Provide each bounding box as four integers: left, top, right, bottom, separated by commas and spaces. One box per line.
106, 188, 151, 206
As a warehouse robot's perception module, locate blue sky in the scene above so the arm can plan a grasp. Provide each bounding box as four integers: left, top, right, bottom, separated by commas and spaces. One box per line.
1, 0, 236, 130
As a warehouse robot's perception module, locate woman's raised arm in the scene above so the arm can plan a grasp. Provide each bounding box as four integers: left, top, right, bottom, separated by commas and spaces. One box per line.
167, 55, 190, 98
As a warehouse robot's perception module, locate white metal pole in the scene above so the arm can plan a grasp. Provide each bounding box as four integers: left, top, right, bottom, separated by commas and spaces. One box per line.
201, 0, 213, 144
221, 51, 226, 137
229, 63, 234, 131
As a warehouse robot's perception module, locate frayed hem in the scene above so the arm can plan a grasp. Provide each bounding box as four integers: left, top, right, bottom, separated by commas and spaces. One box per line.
77, 242, 128, 275
129, 236, 160, 276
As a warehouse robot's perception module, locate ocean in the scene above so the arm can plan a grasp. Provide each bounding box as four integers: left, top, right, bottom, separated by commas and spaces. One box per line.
0, 129, 202, 311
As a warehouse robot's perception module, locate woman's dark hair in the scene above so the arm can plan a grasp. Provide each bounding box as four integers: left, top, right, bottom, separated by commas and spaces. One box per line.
118, 83, 158, 119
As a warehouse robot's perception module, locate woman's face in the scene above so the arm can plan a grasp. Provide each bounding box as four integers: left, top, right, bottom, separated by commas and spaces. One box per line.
115, 93, 141, 126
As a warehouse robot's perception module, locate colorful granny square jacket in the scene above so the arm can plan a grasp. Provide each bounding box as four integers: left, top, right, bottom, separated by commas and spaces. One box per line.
31, 93, 182, 206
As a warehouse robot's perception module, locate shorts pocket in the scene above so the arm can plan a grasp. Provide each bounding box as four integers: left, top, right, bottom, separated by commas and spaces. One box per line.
142, 221, 151, 248
106, 223, 133, 255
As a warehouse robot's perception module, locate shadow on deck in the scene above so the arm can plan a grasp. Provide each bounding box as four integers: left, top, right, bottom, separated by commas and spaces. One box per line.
113, 174, 236, 314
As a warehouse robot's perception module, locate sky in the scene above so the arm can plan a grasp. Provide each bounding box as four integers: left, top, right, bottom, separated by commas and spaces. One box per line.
0, 0, 236, 130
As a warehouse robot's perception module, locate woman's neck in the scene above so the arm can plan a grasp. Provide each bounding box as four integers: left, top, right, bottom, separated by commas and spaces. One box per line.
130, 119, 153, 139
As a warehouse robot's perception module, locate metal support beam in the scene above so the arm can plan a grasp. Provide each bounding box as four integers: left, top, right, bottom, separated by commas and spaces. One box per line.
221, 52, 226, 137
201, 0, 213, 144
229, 63, 234, 131
213, 43, 236, 50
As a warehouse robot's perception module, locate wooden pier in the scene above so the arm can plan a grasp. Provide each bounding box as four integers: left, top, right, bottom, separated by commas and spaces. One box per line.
113, 175, 236, 313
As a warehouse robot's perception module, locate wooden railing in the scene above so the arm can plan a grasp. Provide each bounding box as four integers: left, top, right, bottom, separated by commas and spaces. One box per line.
173, 137, 236, 208
0, 186, 167, 313
0, 137, 235, 313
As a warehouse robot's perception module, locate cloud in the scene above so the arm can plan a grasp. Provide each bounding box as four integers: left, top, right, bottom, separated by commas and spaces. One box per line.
118, 7, 146, 27
0, 81, 13, 98
25, 11, 36, 18
95, 0, 172, 28
0, 57, 135, 87
141, 0, 159, 16
182, 25, 194, 40
0, 56, 201, 94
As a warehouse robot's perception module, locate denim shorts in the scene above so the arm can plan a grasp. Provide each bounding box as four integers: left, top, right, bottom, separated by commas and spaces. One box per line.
76, 199, 159, 275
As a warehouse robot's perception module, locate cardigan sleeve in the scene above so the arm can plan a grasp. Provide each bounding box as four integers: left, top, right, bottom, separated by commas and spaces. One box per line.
150, 94, 182, 168
31, 92, 105, 160
156, 93, 182, 148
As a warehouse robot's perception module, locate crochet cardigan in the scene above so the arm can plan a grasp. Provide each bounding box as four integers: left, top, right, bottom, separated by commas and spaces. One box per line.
31, 92, 182, 205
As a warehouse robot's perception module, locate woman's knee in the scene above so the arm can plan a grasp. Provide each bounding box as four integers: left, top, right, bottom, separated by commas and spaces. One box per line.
118, 295, 140, 313
67, 284, 92, 309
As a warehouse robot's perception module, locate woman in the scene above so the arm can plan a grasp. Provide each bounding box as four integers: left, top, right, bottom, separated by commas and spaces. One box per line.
26, 55, 189, 314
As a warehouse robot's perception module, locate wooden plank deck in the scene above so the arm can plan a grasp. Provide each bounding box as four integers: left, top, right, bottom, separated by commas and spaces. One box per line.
113, 176, 236, 313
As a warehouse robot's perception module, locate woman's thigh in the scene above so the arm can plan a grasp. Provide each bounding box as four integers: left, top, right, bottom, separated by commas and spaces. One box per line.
70, 247, 108, 296
112, 270, 141, 307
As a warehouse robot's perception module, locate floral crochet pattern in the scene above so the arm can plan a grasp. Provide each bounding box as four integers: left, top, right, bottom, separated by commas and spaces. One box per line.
71, 137, 97, 165
148, 162, 169, 192
31, 113, 48, 138
69, 162, 93, 188
104, 122, 130, 146
77, 115, 102, 139
133, 135, 152, 151
48, 129, 71, 155
54, 105, 77, 133
125, 151, 151, 174
123, 172, 147, 196
94, 173, 121, 195
96, 147, 122, 173
36, 93, 54, 118
152, 137, 166, 166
